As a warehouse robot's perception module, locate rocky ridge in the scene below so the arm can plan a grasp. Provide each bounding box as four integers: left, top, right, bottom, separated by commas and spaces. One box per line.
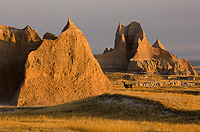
14, 19, 113, 106
0, 24, 42, 104
0, 19, 113, 106
95, 22, 198, 76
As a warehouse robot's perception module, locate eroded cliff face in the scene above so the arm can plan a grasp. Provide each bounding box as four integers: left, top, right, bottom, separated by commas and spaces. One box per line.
14, 19, 113, 106
114, 22, 144, 61
95, 33, 128, 71
0, 24, 42, 104
95, 22, 198, 76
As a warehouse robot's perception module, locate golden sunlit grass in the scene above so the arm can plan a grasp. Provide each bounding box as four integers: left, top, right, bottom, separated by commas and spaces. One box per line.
112, 90, 200, 111
0, 116, 199, 132
0, 72, 199, 131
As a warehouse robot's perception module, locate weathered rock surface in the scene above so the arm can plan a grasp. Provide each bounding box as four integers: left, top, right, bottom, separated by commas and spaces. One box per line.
127, 32, 195, 75
180, 59, 198, 75
152, 39, 166, 50
95, 22, 143, 71
95, 33, 128, 71
95, 21, 198, 76
127, 59, 173, 74
95, 21, 145, 72
14, 19, 113, 106
127, 34, 198, 75
0, 24, 42, 104
43, 32, 58, 40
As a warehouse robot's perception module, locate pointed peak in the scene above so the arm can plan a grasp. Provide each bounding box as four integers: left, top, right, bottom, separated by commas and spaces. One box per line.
142, 30, 146, 38
152, 38, 166, 50
61, 18, 79, 33
116, 22, 126, 36
67, 18, 76, 26
156, 38, 161, 43
117, 22, 122, 32
24, 25, 32, 30
119, 22, 122, 28
68, 18, 72, 23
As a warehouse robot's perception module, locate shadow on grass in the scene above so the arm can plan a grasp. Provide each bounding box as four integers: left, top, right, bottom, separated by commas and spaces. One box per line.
0, 106, 45, 113
180, 90, 200, 95
0, 93, 199, 125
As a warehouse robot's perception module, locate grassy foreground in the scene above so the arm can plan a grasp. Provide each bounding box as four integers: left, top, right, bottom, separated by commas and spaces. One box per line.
0, 116, 199, 132
0, 73, 200, 132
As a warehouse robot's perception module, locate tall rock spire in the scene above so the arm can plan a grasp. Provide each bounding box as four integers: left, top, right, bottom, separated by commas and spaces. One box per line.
95, 21, 197, 76
117, 22, 122, 32
62, 18, 79, 33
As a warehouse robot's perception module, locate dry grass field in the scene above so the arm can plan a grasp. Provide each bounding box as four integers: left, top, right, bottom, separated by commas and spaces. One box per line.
0, 72, 200, 131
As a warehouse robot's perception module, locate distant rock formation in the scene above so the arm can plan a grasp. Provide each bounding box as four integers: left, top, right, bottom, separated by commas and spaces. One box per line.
0, 24, 42, 104
13, 19, 113, 106
95, 22, 198, 76
180, 59, 198, 75
95, 32, 128, 71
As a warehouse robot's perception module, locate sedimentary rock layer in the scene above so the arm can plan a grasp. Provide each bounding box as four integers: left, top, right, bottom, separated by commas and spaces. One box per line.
14, 19, 113, 106
95, 21, 197, 76
0, 24, 42, 104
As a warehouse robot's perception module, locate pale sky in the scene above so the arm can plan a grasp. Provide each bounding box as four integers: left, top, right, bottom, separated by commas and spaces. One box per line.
0, 0, 200, 60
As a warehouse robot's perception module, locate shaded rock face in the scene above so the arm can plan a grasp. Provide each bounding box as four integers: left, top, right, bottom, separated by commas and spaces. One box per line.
95, 22, 198, 76
43, 32, 58, 40
103, 48, 113, 54
14, 19, 113, 106
0, 24, 42, 104
95, 22, 144, 71
95, 33, 128, 71
152, 39, 166, 50
115, 22, 144, 60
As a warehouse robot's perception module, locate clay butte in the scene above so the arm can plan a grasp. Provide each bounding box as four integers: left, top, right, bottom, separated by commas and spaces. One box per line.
0, 19, 113, 106
95, 21, 198, 76
0, 24, 42, 105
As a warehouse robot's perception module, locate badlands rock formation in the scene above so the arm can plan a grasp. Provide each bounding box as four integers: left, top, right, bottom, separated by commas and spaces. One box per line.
13, 19, 113, 106
152, 38, 166, 50
95, 33, 128, 71
43, 32, 58, 40
95, 22, 197, 76
103, 48, 113, 54
0, 24, 42, 104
